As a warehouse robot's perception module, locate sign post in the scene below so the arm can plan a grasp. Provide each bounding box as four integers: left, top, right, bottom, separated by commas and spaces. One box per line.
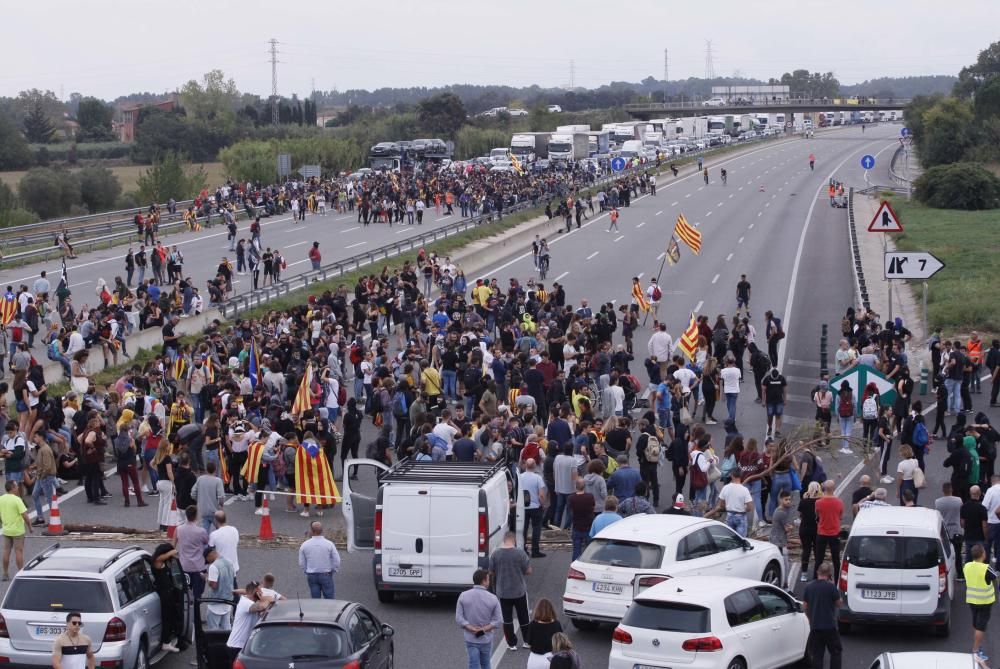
610, 156, 627, 173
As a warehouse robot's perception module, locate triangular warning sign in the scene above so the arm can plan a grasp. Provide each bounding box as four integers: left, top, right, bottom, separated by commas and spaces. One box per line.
868, 200, 903, 232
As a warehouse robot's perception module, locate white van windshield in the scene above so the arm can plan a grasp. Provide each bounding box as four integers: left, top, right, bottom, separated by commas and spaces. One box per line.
847, 536, 940, 569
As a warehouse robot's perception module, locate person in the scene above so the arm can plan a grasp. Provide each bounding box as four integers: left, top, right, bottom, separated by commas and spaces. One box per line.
708, 469, 753, 536
209, 510, 240, 578
607, 453, 641, 500
226, 581, 274, 664
849, 475, 873, 518
764, 310, 784, 368
455, 569, 503, 669
664, 492, 690, 515
703, 167, 709, 185
607, 207, 620, 233
896, 444, 920, 505
1, 479, 32, 580
809, 153, 816, 171
488, 532, 532, 651
549, 632, 581, 669
983, 474, 1000, 563
151, 544, 184, 653
964, 543, 997, 663
735, 274, 751, 319
298, 521, 340, 599
203, 545, 236, 631
174, 504, 208, 600
567, 479, 595, 560
617, 481, 655, 517
519, 459, 547, 558
761, 367, 787, 437
192, 462, 226, 532
590, 495, 622, 537
30, 432, 58, 525
803, 562, 842, 669
813, 480, 844, 580
720, 167, 727, 185
770, 490, 794, 586
962, 486, 989, 566
525, 598, 562, 669
798, 481, 821, 581
52, 611, 95, 669
720, 356, 741, 423
936, 482, 964, 577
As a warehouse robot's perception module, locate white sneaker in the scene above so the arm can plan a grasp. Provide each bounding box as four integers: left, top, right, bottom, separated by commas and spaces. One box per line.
839, 448, 854, 455
161, 643, 179, 653
299, 511, 310, 518
880, 476, 895, 484
315, 510, 324, 516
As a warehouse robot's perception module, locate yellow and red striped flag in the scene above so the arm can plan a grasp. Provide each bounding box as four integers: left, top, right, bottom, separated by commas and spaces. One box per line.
678, 312, 699, 361
0, 290, 17, 325
295, 441, 340, 506
218, 450, 231, 485
631, 281, 649, 312
240, 440, 265, 483
674, 214, 702, 255
291, 363, 314, 417
509, 152, 525, 176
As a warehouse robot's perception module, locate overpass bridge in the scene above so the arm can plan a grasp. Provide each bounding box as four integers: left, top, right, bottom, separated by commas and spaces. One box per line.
624, 97, 911, 120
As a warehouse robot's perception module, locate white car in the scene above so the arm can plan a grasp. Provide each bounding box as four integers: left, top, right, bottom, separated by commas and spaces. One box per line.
508, 108, 529, 116
703, 97, 727, 107
609, 576, 809, 669
869, 651, 979, 668
563, 515, 785, 627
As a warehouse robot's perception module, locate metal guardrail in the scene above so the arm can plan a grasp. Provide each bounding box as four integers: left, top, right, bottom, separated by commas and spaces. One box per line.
846, 187, 872, 312
889, 145, 913, 187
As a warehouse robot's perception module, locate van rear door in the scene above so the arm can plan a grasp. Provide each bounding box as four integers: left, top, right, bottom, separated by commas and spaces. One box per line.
845, 536, 903, 615
342, 458, 390, 552
380, 485, 431, 586
896, 536, 946, 615
428, 487, 479, 586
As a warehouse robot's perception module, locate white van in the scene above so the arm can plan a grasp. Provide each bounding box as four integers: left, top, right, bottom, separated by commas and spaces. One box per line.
342, 458, 524, 603
839, 507, 955, 637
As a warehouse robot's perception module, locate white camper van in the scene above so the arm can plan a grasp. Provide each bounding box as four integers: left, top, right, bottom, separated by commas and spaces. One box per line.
342, 458, 524, 603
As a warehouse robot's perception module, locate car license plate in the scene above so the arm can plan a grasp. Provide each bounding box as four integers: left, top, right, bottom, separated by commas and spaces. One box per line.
861, 589, 897, 600
593, 582, 623, 594
35, 625, 64, 636
387, 567, 423, 578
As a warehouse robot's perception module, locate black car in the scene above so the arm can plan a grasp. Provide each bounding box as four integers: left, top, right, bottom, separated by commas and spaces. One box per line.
197, 599, 394, 669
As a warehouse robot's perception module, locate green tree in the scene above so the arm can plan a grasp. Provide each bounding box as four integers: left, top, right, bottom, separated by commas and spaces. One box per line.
131, 108, 193, 163
902, 94, 942, 144
779, 70, 840, 98
954, 40, 1000, 98
23, 100, 56, 143
135, 152, 207, 204
219, 140, 277, 184
914, 162, 1000, 210
454, 126, 509, 160
77, 165, 122, 213
973, 76, 1000, 120
179, 69, 241, 122
0, 115, 32, 169
0, 206, 39, 229
75, 97, 115, 141
418, 93, 467, 138
0, 181, 15, 212
18, 168, 82, 219
920, 98, 976, 167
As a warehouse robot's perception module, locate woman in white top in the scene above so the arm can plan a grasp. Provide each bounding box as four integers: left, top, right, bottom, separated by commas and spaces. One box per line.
323, 372, 340, 423
896, 444, 920, 505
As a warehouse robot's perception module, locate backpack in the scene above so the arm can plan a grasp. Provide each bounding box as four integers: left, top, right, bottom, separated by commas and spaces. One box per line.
651, 285, 662, 301
838, 393, 853, 418
10, 326, 22, 343
113, 432, 132, 458
810, 454, 828, 484
337, 383, 347, 407
644, 435, 662, 463
690, 452, 708, 490
392, 392, 407, 418
349, 344, 363, 366
772, 317, 785, 340
912, 421, 929, 450
712, 327, 729, 349
862, 396, 878, 420
368, 390, 383, 416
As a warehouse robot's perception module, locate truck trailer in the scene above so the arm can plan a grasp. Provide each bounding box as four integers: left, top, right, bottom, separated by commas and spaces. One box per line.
547, 133, 590, 163
509, 132, 552, 164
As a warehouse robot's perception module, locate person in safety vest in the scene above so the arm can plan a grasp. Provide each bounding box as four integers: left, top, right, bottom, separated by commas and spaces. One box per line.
963, 543, 997, 664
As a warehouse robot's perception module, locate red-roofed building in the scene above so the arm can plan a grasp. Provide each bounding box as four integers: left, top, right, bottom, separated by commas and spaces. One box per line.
116, 97, 177, 143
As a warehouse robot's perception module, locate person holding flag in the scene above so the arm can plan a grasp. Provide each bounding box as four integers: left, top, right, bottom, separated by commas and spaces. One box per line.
295, 432, 340, 518
630, 277, 649, 316
646, 279, 663, 328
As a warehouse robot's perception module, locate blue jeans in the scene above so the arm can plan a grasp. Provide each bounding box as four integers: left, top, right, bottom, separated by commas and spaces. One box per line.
746, 478, 763, 524
725, 393, 738, 422
987, 524, 1000, 564
442, 370, 458, 400
553, 493, 572, 529
656, 409, 672, 432
52, 353, 71, 378
768, 471, 793, 520
726, 511, 748, 537
201, 515, 215, 533
465, 642, 491, 669
190, 394, 203, 423
572, 529, 590, 561
32, 475, 57, 518
692, 486, 710, 515
944, 378, 962, 413
307, 572, 335, 599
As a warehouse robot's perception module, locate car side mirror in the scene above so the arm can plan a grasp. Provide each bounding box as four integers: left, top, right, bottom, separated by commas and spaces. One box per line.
382, 624, 395, 638
793, 601, 803, 613
742, 540, 754, 551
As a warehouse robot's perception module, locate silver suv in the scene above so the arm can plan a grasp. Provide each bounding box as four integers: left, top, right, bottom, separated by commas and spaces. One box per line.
0, 544, 191, 668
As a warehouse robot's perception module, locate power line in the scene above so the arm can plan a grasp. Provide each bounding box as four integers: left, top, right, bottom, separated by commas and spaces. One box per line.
663, 49, 668, 102
569, 59, 575, 89
704, 40, 715, 80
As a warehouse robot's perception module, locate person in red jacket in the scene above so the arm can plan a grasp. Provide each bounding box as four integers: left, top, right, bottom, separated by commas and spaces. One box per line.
308, 242, 322, 270
813, 479, 844, 580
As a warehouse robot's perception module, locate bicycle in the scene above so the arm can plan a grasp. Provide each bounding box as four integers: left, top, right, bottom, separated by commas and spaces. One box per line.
721, 169, 728, 186
538, 254, 549, 280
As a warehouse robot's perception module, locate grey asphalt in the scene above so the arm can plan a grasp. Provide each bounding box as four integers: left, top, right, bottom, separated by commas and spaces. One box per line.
10, 124, 987, 669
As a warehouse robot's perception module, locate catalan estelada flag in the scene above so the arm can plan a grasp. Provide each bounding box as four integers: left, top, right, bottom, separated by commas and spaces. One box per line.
292, 363, 314, 417
631, 281, 649, 312
295, 440, 340, 506
666, 237, 681, 266
674, 214, 702, 255
247, 338, 261, 390
0, 290, 17, 325
240, 440, 265, 483
205, 361, 215, 384
678, 312, 699, 361
172, 356, 187, 382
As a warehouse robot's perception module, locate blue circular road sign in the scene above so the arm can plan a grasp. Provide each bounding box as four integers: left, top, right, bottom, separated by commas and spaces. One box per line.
900, 127, 910, 137
861, 154, 876, 170
611, 157, 627, 172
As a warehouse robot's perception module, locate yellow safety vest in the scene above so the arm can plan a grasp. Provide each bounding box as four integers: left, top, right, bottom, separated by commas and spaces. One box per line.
964, 561, 996, 605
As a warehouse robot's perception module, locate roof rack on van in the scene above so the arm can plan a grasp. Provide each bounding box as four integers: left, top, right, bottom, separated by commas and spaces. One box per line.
24, 543, 61, 571
99, 546, 144, 573
380, 458, 509, 486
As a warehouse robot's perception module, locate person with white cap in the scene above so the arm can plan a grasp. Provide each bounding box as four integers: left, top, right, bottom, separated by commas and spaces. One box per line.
664, 493, 691, 516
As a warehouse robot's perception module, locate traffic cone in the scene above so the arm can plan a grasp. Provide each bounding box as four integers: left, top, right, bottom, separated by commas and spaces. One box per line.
258, 497, 274, 540
44, 494, 68, 536
166, 498, 179, 539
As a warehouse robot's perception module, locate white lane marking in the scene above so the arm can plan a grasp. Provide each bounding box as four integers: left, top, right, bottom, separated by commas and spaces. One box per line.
554, 271, 569, 281
726, 253, 734, 261
694, 300, 703, 312
636, 222, 646, 229
614, 235, 625, 242
586, 251, 600, 260
671, 201, 678, 206
345, 241, 366, 249
711, 274, 720, 284
738, 186, 744, 191
287, 259, 309, 266
738, 236, 745, 244
716, 202, 723, 207
765, 202, 770, 208
778, 187, 784, 192
656, 210, 663, 216
657, 252, 666, 260
729, 194, 735, 199
705, 211, 713, 218
69, 281, 92, 287
284, 241, 308, 248
749, 223, 755, 229
758, 212, 763, 217
340, 226, 360, 233
637, 272, 644, 279
772, 194, 777, 199
395, 228, 409, 234
685, 193, 692, 198
697, 186, 704, 191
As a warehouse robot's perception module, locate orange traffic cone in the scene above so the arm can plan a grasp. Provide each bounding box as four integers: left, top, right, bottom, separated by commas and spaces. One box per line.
44, 494, 68, 536
258, 497, 274, 540
166, 497, 179, 539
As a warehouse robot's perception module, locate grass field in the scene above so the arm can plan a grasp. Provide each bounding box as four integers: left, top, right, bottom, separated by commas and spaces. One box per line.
0, 161, 228, 194
889, 196, 1000, 333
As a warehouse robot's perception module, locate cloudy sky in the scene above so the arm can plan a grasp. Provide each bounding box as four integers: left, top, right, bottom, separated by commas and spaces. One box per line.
4, 0, 996, 100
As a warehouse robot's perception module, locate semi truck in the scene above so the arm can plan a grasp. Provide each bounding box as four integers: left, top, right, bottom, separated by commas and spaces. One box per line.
707, 116, 727, 134
369, 141, 405, 171
556, 124, 591, 134
548, 132, 590, 163
606, 124, 638, 146
509, 132, 552, 164
675, 117, 709, 138
587, 130, 611, 157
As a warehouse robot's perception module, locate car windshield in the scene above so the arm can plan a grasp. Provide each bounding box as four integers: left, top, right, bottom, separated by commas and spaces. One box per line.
245, 624, 350, 660
579, 539, 663, 569
621, 601, 710, 633
3, 578, 114, 612
847, 536, 941, 569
